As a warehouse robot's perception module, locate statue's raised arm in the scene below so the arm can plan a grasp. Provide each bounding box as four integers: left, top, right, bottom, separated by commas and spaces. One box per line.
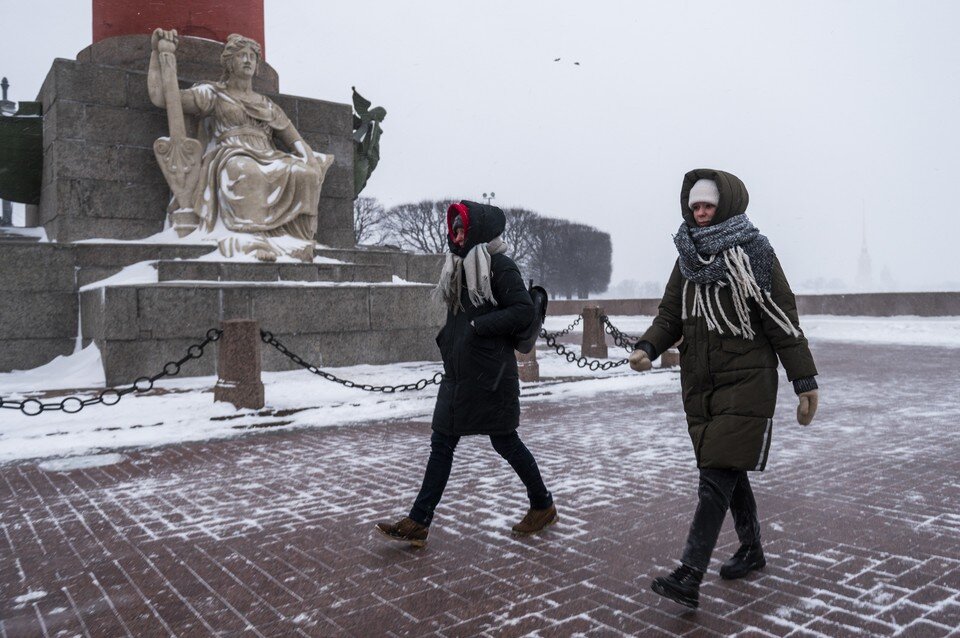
147, 30, 335, 261
147, 29, 203, 236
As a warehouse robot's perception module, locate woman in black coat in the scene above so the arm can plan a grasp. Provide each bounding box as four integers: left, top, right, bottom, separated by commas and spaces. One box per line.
375, 201, 557, 546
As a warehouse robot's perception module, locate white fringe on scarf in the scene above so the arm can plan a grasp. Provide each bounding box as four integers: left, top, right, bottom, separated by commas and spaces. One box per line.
681, 246, 801, 339
433, 237, 508, 312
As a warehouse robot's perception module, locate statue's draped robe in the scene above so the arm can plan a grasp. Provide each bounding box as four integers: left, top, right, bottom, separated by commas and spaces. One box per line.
184, 83, 330, 244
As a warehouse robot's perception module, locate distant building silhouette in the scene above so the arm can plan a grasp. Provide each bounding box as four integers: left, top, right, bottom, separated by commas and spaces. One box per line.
855, 215, 873, 291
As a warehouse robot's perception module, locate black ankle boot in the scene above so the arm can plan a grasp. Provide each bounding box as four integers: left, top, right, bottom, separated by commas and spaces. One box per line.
651, 563, 704, 609
719, 543, 766, 580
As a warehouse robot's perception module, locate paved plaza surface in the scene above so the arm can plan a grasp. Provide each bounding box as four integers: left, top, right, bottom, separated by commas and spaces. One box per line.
1, 341, 958, 637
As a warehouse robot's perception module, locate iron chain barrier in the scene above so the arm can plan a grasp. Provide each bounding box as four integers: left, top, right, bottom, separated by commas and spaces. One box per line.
539, 329, 630, 371
2, 316, 653, 416
0, 328, 223, 417
260, 330, 444, 393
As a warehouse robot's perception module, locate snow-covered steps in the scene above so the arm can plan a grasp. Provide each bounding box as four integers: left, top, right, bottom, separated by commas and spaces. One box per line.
0, 228, 43, 243
155, 260, 393, 284
315, 247, 444, 284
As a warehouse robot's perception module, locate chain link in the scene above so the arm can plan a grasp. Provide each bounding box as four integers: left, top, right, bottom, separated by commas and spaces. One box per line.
601, 314, 641, 352
0, 328, 223, 417
538, 328, 629, 371
541, 315, 582, 339
260, 330, 444, 393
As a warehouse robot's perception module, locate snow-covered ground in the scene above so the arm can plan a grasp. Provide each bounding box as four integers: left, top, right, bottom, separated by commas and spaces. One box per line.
1, 315, 957, 464
0, 342, 677, 463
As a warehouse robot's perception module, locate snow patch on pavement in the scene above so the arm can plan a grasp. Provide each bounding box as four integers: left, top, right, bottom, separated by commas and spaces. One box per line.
38, 453, 127, 472
12, 590, 47, 605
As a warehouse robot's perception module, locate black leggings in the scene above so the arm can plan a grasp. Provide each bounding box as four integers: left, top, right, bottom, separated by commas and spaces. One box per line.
409, 430, 553, 526
680, 468, 761, 573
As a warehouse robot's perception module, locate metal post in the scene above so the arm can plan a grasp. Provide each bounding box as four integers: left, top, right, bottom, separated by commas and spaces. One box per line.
214, 319, 265, 409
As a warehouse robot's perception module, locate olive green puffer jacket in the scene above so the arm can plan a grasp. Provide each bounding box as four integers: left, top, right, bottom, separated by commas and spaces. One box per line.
640, 169, 817, 471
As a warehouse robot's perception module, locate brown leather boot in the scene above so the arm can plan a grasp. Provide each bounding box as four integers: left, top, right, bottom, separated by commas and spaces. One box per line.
374, 517, 429, 547
511, 504, 558, 536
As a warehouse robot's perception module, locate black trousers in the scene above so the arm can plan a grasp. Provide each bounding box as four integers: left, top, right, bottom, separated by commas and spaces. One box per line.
409, 430, 553, 526
680, 468, 761, 573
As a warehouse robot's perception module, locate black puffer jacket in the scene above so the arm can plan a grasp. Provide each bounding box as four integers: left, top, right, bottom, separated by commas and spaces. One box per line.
431, 201, 534, 436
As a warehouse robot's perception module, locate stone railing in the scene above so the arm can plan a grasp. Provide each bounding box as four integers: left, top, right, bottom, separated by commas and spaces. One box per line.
546, 292, 960, 317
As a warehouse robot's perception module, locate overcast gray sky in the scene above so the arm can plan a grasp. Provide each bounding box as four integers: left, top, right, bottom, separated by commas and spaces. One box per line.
2, 1, 957, 292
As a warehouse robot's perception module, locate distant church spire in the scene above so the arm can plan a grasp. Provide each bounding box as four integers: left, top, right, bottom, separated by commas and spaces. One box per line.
855, 208, 873, 291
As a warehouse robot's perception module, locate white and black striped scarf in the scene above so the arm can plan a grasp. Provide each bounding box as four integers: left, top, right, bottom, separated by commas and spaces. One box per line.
674, 215, 800, 339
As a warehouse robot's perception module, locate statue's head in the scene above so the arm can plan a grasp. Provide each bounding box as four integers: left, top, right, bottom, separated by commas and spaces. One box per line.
220, 34, 262, 81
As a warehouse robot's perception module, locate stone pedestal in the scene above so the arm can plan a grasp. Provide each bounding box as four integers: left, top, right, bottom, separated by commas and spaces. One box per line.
517, 348, 539, 383
0, 242, 77, 370
581, 306, 608, 359
660, 348, 680, 368
71, 245, 444, 385
214, 319, 264, 410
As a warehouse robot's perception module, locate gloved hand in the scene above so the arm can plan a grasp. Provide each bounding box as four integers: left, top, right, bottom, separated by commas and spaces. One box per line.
628, 349, 652, 372
797, 389, 819, 426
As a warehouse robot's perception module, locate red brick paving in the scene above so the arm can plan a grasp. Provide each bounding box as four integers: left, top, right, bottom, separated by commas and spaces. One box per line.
1, 342, 959, 636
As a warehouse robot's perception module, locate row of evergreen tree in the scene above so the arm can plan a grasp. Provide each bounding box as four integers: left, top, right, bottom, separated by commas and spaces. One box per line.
354, 197, 611, 299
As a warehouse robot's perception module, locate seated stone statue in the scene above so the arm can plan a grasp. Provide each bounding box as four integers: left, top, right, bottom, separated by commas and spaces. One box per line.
148, 29, 334, 262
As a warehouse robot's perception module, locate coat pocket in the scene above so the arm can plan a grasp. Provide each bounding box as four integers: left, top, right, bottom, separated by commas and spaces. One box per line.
718, 336, 777, 370
719, 337, 753, 354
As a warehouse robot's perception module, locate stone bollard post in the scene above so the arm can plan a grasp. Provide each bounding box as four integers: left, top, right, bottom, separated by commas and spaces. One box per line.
214, 319, 265, 410
659, 338, 682, 368
581, 306, 608, 359
516, 347, 540, 382
660, 348, 680, 367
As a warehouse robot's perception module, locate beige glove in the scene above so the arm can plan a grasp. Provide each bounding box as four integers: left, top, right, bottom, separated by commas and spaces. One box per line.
797, 389, 819, 426
628, 349, 652, 372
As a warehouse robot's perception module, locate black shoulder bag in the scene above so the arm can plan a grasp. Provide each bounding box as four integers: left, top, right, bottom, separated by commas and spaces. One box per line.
513, 280, 548, 354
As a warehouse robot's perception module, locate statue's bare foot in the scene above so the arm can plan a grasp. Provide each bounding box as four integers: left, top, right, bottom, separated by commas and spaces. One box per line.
254, 248, 277, 262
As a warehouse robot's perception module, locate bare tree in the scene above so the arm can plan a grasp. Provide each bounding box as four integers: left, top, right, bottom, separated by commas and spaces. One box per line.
353, 196, 385, 245
526, 215, 560, 289
379, 199, 612, 299
527, 219, 611, 298
501, 207, 540, 274
383, 199, 455, 254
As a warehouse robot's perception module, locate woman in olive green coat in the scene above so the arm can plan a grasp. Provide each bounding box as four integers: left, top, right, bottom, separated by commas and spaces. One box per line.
629, 169, 820, 609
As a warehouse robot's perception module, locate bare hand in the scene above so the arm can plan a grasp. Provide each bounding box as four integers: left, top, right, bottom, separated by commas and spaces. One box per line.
297, 141, 320, 168
628, 349, 652, 372
797, 389, 819, 426
152, 29, 179, 53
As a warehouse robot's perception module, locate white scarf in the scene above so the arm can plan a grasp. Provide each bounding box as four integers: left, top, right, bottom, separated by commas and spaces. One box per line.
433, 237, 508, 313
680, 247, 801, 340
